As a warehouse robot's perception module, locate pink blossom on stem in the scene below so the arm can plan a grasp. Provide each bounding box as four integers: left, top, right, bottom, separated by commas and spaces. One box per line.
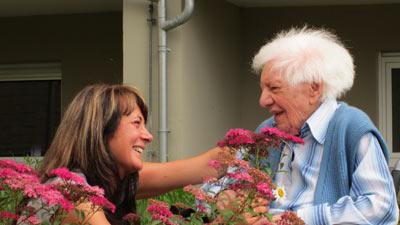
227, 172, 254, 183
0, 160, 38, 175
256, 182, 275, 198
35, 184, 75, 211
203, 176, 217, 183
147, 205, 172, 218
197, 204, 208, 213
48, 168, 86, 185
207, 160, 223, 169
84, 185, 105, 196
148, 199, 170, 209
183, 185, 209, 202
122, 213, 141, 222
20, 216, 41, 224
89, 196, 116, 213
218, 128, 256, 147
235, 159, 251, 171
0, 211, 20, 220
151, 214, 178, 225
260, 127, 304, 145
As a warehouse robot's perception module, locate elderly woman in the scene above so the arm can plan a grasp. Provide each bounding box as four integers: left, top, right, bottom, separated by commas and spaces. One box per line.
252, 27, 398, 224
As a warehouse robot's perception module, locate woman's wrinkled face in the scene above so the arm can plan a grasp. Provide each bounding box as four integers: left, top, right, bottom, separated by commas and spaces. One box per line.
107, 105, 153, 179
259, 62, 321, 134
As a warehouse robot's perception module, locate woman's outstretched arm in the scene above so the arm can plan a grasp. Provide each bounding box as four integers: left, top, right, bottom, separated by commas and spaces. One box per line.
136, 147, 223, 199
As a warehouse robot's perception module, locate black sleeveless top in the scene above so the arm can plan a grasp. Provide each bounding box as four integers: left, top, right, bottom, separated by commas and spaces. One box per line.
92, 172, 140, 225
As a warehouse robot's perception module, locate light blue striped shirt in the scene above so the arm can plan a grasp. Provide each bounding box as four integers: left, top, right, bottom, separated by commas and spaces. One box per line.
271, 100, 398, 224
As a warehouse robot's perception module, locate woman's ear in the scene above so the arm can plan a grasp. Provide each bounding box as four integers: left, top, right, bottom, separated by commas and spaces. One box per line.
309, 82, 323, 105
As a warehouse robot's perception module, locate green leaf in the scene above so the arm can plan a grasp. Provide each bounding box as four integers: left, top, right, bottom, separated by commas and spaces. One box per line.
265, 212, 273, 221
220, 209, 235, 220
74, 209, 80, 219
150, 220, 162, 225
210, 203, 218, 212
264, 167, 272, 175
279, 162, 284, 169
80, 210, 86, 220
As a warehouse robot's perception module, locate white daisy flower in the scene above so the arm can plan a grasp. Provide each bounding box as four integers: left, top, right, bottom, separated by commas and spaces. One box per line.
273, 184, 286, 202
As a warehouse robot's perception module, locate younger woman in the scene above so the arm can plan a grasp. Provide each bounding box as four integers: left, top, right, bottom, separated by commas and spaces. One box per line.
38, 84, 221, 224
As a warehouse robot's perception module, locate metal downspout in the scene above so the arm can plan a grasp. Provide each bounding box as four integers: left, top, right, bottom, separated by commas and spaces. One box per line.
147, 2, 156, 162
157, 0, 194, 162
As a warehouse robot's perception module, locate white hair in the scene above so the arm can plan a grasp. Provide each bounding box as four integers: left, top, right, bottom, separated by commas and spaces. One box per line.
252, 26, 354, 101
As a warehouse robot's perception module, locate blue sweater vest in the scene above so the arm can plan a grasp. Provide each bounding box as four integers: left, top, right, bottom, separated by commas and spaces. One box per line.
256, 102, 389, 205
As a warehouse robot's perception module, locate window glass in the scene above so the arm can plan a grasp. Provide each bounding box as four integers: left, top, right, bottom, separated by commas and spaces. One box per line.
0, 80, 60, 156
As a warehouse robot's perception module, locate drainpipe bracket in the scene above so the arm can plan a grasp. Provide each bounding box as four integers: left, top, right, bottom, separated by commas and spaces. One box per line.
147, 18, 156, 23
158, 47, 171, 53
158, 129, 171, 133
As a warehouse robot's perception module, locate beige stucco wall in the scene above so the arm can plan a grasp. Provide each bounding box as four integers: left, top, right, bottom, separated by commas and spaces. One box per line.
177, 0, 243, 159
0, 13, 123, 112
123, 0, 243, 160
240, 4, 400, 130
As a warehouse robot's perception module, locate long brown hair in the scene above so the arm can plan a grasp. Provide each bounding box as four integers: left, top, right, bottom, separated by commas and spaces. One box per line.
39, 83, 148, 224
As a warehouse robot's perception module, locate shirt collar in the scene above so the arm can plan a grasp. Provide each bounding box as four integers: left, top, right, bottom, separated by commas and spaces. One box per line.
302, 99, 339, 144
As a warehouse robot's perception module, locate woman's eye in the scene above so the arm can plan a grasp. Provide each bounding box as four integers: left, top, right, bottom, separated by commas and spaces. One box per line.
132, 120, 141, 125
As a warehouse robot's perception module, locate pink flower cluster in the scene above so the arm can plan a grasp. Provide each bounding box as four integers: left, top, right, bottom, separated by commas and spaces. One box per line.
183, 185, 215, 205
217, 129, 255, 147
89, 196, 116, 213
147, 199, 178, 225
0, 166, 74, 212
48, 168, 86, 185
0, 211, 19, 220
49, 169, 115, 213
148, 127, 306, 225
276, 211, 305, 225
227, 171, 254, 183
20, 216, 41, 225
0, 160, 38, 176
218, 127, 304, 149
122, 213, 141, 223
197, 127, 304, 224
0, 160, 116, 224
207, 160, 223, 169
256, 182, 274, 199
260, 127, 304, 145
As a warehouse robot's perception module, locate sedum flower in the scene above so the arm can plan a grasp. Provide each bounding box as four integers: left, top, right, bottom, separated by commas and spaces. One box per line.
89, 196, 116, 213
20, 216, 41, 224
122, 213, 140, 223
0, 160, 38, 176
0, 160, 115, 224
48, 168, 86, 185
